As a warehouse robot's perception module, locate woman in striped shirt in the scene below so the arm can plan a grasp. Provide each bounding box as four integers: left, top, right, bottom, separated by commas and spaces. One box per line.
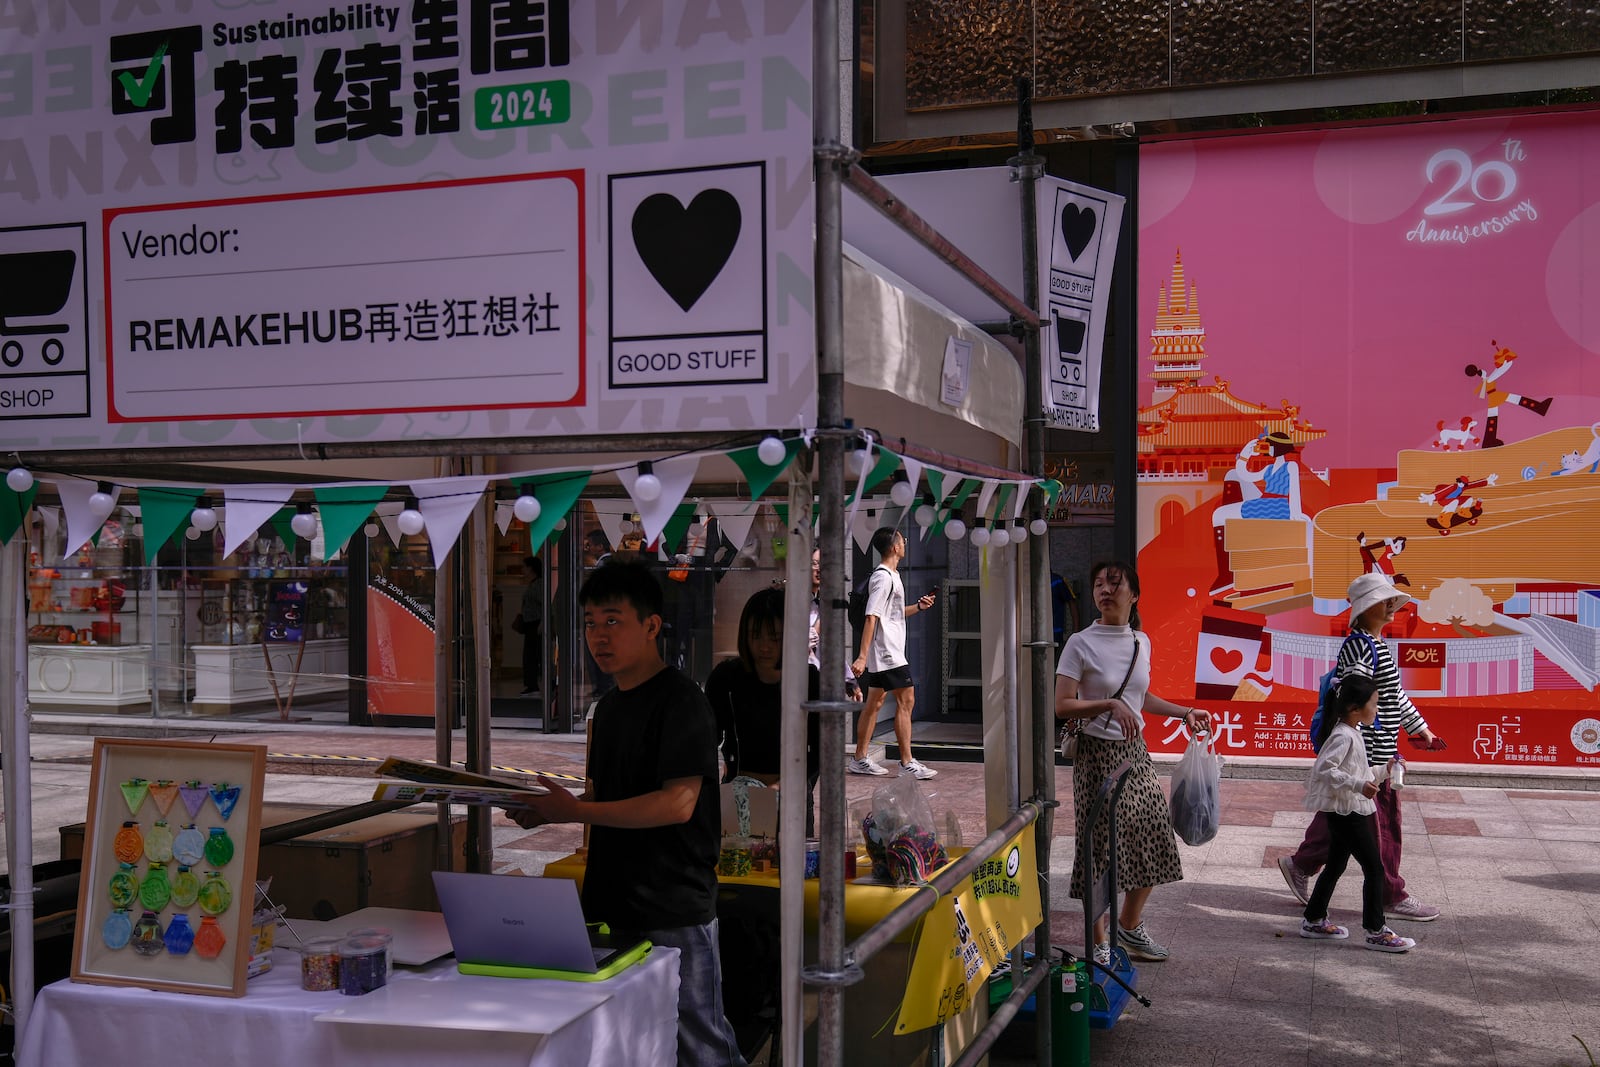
1278, 572, 1444, 923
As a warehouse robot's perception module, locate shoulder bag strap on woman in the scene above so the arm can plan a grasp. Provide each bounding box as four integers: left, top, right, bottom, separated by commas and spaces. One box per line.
1060, 634, 1142, 757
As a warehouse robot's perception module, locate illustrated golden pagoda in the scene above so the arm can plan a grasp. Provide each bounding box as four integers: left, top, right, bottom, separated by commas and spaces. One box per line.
1138, 250, 1326, 480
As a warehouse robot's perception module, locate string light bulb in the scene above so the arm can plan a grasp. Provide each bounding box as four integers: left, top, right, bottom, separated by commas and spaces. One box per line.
1010, 518, 1028, 543
633, 461, 661, 502
6, 467, 32, 492
513, 489, 541, 524
1030, 515, 1049, 537
363, 522, 380, 538
913, 494, 937, 528
397, 497, 425, 536
849, 441, 872, 475
889, 469, 915, 508
290, 503, 318, 539
969, 521, 990, 547
88, 481, 116, 521
190, 496, 218, 532
943, 517, 966, 541
990, 525, 1011, 548
184, 525, 202, 541
756, 435, 787, 467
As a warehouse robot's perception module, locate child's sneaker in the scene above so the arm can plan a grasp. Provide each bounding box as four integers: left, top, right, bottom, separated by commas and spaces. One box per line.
900, 759, 938, 780
847, 756, 889, 776
1364, 926, 1415, 953
1386, 896, 1441, 922
1299, 918, 1349, 940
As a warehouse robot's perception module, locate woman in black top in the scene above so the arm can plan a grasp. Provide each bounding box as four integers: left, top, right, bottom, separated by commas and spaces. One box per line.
706, 586, 820, 788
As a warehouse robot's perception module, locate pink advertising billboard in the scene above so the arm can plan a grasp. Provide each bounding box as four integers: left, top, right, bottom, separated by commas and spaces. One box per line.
1135, 109, 1600, 769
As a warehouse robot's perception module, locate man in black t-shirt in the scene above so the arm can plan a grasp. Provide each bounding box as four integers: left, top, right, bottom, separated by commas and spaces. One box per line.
513, 560, 744, 1067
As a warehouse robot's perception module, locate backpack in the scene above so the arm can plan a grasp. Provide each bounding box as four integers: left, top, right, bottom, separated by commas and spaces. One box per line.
1308, 631, 1381, 752
846, 566, 889, 634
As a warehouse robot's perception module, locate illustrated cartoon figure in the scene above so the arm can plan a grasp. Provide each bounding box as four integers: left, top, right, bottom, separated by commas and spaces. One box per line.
1432, 417, 1479, 451
1210, 430, 1305, 595
1552, 422, 1600, 476
1419, 473, 1498, 535
1464, 340, 1552, 448
1355, 531, 1409, 586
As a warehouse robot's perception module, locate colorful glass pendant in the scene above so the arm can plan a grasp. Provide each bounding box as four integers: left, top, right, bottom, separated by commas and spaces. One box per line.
164, 914, 195, 956
108, 863, 139, 908
102, 908, 133, 950
140, 861, 172, 911
148, 779, 179, 817
171, 866, 200, 908
209, 782, 241, 821
198, 871, 232, 916
119, 777, 150, 816
144, 820, 175, 863
173, 824, 205, 867
194, 915, 227, 959
112, 821, 144, 865
131, 911, 165, 956
203, 826, 235, 868
178, 780, 209, 819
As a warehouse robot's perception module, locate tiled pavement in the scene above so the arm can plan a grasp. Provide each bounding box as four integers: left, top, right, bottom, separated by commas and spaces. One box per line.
7, 716, 1599, 1066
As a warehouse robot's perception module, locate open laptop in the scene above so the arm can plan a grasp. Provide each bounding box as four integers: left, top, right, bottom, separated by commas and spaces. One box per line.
431, 871, 650, 982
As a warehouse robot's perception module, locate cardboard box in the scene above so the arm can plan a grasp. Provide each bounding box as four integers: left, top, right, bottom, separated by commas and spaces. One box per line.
61, 803, 467, 922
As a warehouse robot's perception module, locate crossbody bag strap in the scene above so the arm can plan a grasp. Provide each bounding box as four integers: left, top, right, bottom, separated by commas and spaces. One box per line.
1109, 634, 1141, 702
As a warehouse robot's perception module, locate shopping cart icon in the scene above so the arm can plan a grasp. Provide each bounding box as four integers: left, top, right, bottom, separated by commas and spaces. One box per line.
0, 249, 76, 368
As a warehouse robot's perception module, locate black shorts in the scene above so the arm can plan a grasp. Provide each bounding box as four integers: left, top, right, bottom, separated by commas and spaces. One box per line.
860, 665, 914, 692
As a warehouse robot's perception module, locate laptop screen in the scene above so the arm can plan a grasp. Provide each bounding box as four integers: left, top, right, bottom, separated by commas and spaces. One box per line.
432, 871, 617, 974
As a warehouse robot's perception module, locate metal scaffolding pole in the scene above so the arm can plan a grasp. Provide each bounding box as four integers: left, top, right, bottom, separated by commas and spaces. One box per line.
808, 0, 854, 1061
1012, 76, 1059, 1065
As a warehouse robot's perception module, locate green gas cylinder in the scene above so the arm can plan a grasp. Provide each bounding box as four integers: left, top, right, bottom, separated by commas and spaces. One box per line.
1050, 957, 1092, 1067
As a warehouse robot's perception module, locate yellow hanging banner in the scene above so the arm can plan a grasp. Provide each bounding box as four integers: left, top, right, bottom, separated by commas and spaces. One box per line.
895, 826, 1042, 1033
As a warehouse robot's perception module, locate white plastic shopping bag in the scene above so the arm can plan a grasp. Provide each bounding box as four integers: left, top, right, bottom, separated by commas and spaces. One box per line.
1169, 733, 1223, 846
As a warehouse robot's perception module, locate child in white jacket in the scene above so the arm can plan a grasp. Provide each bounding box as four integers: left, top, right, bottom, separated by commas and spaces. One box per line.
1300, 674, 1415, 953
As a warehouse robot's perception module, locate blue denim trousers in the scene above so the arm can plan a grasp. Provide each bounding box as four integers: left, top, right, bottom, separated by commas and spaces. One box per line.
640, 918, 747, 1067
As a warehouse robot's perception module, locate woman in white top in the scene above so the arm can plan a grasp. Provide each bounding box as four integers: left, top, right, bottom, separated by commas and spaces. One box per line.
1055, 560, 1211, 969
1300, 673, 1415, 952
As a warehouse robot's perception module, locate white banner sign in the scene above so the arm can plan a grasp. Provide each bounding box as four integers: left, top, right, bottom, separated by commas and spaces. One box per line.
1040, 178, 1125, 433
0, 0, 815, 451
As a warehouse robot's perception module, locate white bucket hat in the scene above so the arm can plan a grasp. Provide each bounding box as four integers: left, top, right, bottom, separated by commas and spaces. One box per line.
1347, 571, 1409, 620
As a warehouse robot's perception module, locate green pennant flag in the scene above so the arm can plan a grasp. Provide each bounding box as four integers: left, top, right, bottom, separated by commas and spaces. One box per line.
0, 483, 38, 545
990, 484, 1015, 522
137, 486, 204, 564
267, 507, 297, 549
1037, 479, 1063, 507
517, 470, 591, 554
314, 485, 390, 555
925, 468, 945, 504
661, 501, 698, 556
929, 478, 981, 539
728, 438, 804, 500
861, 447, 899, 496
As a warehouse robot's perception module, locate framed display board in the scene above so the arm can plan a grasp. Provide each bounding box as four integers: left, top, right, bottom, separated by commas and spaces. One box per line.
71, 738, 267, 997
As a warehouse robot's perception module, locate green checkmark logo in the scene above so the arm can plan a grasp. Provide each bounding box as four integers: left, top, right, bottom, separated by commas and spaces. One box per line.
117, 41, 168, 108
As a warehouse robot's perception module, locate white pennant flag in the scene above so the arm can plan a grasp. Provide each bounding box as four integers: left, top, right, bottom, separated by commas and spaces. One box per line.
843, 432, 875, 540
494, 501, 514, 536
223, 485, 296, 561
704, 500, 757, 563
593, 504, 630, 555
411, 477, 489, 568
618, 456, 699, 548
374, 500, 404, 546
852, 506, 881, 554
57, 477, 120, 559
902, 456, 925, 504
974, 478, 999, 522
38, 506, 59, 543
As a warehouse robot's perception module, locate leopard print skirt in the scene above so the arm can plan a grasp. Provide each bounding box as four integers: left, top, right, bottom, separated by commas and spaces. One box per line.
1068, 729, 1184, 900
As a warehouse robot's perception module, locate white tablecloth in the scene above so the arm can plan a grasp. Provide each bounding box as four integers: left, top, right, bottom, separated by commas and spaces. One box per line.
17, 946, 679, 1067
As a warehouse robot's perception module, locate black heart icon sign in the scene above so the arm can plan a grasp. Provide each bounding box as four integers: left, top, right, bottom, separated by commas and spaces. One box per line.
1061, 204, 1097, 261
631, 189, 742, 312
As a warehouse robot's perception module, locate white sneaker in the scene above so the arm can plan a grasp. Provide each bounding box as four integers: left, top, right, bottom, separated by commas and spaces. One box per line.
847, 756, 890, 776
1092, 942, 1111, 969
1278, 856, 1311, 905
900, 759, 937, 780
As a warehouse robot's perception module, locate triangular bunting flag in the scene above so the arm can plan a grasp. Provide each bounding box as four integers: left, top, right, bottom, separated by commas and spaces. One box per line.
661, 502, 698, 557
851, 507, 880, 553
494, 502, 514, 536
1038, 479, 1063, 507
373, 501, 403, 546
861, 447, 899, 496
411, 477, 488, 568
728, 438, 804, 500
704, 501, 757, 563
974, 479, 999, 521
619, 457, 698, 547
314, 485, 390, 555
268, 508, 297, 549
0, 481, 38, 545
58, 478, 121, 559
137, 487, 204, 564
516, 471, 590, 555
593, 504, 629, 555
38, 505, 59, 544
223, 485, 296, 560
